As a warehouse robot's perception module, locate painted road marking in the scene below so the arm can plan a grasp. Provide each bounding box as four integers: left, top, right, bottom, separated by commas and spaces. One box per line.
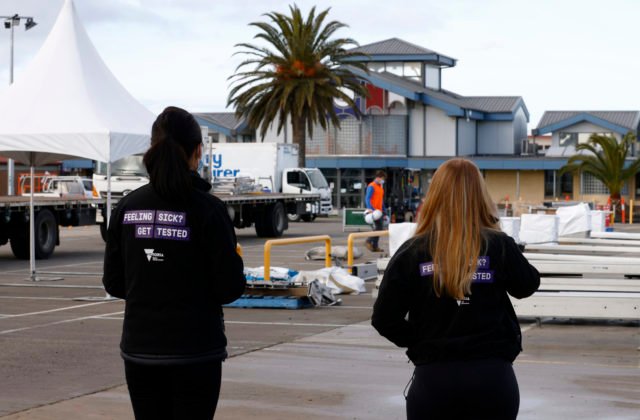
0, 260, 102, 275
0, 301, 118, 319
0, 296, 78, 301
0, 311, 125, 335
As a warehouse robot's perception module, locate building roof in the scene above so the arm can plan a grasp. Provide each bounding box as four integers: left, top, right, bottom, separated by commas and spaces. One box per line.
345, 38, 456, 67
194, 113, 243, 130
350, 38, 441, 56
347, 66, 528, 120
460, 97, 524, 113
534, 111, 640, 135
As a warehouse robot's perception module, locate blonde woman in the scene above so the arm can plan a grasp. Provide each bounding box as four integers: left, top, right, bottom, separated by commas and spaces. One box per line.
372, 158, 539, 420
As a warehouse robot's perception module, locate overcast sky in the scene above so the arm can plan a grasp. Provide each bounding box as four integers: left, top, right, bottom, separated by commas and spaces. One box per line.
1, 0, 639, 130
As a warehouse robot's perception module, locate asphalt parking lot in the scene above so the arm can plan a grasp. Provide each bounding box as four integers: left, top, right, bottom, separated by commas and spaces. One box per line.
0, 218, 638, 419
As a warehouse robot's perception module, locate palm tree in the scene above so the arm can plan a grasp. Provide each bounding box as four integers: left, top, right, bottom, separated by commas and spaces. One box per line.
228, 4, 369, 167
559, 132, 640, 215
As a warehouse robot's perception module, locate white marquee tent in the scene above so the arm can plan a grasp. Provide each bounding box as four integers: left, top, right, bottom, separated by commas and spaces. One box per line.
0, 0, 155, 279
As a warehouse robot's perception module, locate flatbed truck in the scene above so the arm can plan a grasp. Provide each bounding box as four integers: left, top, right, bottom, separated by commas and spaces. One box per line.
0, 189, 320, 259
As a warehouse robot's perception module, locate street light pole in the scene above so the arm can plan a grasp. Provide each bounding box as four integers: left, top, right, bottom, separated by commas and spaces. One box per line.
3, 14, 37, 196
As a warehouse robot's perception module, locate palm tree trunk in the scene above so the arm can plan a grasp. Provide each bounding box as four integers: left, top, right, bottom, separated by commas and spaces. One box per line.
610, 192, 621, 223
292, 116, 306, 168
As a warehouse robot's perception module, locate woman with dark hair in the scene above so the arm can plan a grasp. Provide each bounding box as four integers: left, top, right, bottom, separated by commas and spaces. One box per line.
103, 106, 246, 419
372, 158, 539, 420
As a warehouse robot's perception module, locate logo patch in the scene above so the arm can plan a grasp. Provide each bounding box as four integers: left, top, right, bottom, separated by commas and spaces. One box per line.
143, 248, 164, 262
123, 210, 155, 224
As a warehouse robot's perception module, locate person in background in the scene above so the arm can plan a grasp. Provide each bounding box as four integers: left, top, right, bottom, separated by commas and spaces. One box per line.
372, 158, 539, 420
364, 170, 387, 252
103, 106, 246, 420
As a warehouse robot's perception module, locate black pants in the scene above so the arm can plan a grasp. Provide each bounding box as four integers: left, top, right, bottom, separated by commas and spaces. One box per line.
406, 358, 519, 420
124, 360, 222, 420
366, 217, 385, 248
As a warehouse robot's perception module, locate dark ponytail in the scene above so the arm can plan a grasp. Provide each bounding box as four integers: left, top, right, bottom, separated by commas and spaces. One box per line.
143, 106, 202, 201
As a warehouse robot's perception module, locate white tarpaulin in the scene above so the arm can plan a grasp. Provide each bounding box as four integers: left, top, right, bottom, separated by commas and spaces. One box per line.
0, 0, 154, 166
519, 214, 559, 244
499, 217, 521, 243
295, 267, 366, 295
389, 222, 417, 257
556, 203, 591, 236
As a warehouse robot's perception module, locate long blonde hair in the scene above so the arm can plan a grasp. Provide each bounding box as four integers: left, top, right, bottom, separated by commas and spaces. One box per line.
415, 158, 499, 299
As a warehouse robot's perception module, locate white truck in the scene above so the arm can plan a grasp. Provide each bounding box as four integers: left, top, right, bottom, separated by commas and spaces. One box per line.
205, 142, 332, 222
91, 143, 330, 239
93, 155, 149, 200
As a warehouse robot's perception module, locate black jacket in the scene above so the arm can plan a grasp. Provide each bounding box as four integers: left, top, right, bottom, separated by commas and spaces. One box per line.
103, 173, 246, 364
372, 230, 539, 365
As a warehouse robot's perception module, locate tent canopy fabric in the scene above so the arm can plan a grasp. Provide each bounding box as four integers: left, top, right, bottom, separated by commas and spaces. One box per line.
0, 0, 154, 166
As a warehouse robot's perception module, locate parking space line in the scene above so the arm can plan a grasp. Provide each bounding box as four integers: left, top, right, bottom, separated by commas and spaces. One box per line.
1, 260, 103, 274
225, 321, 370, 328
0, 283, 103, 289
0, 296, 76, 301
0, 301, 117, 319
0, 310, 125, 335
88, 318, 370, 328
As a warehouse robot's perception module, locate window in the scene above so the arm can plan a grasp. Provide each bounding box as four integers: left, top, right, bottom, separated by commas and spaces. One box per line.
544, 170, 573, 198
582, 172, 628, 195
286, 171, 310, 190
386, 62, 403, 76
559, 132, 613, 147
367, 62, 385, 73
404, 62, 422, 81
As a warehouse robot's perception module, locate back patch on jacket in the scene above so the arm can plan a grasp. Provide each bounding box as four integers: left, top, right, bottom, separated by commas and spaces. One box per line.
419, 256, 494, 283
124, 210, 190, 241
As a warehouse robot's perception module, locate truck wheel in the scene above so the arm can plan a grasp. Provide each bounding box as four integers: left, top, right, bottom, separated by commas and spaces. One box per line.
301, 214, 316, 222
256, 203, 286, 237
287, 213, 301, 222
10, 210, 58, 260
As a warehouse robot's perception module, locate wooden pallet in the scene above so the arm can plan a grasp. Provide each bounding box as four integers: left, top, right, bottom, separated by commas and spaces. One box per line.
224, 295, 313, 309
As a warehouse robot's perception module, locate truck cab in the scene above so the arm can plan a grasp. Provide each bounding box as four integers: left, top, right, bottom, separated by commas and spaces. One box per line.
92, 155, 149, 199
283, 168, 333, 219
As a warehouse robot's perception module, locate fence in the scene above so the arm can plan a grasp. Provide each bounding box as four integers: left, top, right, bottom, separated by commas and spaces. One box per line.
306, 115, 407, 156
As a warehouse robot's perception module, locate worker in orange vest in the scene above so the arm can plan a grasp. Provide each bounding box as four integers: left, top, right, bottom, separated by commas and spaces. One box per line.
365, 170, 387, 252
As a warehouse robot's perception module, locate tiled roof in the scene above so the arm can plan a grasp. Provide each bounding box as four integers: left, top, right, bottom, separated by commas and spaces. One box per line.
354, 68, 523, 114
459, 96, 522, 113
536, 111, 640, 131
349, 38, 442, 56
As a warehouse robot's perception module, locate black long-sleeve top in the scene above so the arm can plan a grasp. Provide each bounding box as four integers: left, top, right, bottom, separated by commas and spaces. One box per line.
372, 230, 539, 365
103, 173, 246, 365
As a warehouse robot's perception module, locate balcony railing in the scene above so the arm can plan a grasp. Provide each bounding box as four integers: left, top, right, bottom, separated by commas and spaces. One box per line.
307, 115, 407, 156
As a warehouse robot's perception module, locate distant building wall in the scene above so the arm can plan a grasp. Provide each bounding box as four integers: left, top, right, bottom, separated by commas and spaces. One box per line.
409, 105, 425, 156
484, 170, 544, 204
457, 118, 477, 156
477, 121, 515, 154
550, 121, 623, 148
513, 108, 528, 154
425, 106, 455, 156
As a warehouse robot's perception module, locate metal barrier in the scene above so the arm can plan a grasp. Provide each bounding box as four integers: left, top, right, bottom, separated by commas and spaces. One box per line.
347, 230, 389, 273
263, 235, 332, 281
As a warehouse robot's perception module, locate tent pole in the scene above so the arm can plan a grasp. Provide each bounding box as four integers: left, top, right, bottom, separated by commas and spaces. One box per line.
29, 164, 36, 280
106, 161, 112, 228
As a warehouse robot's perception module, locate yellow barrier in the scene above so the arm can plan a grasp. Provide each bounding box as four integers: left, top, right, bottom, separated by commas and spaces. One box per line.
263, 235, 332, 281
347, 230, 389, 273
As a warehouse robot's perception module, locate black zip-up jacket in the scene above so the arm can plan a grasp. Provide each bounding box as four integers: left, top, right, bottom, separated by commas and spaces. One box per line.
372, 230, 539, 365
103, 173, 246, 365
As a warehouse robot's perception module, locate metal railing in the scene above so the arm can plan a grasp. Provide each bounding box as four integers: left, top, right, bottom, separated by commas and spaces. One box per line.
263, 235, 332, 281
347, 230, 389, 273
307, 115, 407, 156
